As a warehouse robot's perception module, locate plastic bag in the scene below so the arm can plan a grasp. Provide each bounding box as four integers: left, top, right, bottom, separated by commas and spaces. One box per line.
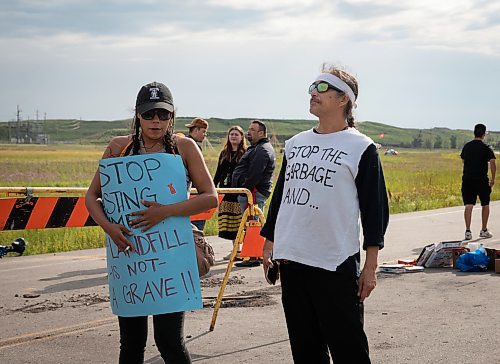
456, 246, 490, 272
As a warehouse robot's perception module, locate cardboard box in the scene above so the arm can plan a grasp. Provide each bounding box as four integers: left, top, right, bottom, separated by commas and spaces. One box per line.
425, 241, 464, 268
379, 264, 406, 274
495, 259, 500, 274
485, 248, 500, 271
416, 244, 435, 266
404, 265, 424, 273
452, 247, 469, 269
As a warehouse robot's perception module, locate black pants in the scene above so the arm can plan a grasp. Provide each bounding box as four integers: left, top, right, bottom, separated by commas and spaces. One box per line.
118, 312, 191, 364
280, 261, 370, 364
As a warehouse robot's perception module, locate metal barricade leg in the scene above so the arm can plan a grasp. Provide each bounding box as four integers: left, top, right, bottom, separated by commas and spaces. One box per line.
209, 204, 265, 331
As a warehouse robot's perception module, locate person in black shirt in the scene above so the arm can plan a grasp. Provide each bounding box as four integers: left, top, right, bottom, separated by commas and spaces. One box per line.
213, 126, 247, 258
461, 123, 496, 240
232, 120, 276, 267
231, 120, 276, 213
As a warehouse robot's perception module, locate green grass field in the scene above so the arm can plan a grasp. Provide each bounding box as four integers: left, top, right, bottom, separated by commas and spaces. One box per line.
0, 144, 497, 256
381, 149, 496, 212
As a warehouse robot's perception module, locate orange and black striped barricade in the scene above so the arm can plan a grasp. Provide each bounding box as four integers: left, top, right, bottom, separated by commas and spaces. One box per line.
0, 187, 222, 231
0, 187, 92, 231
0, 186, 260, 332
0, 196, 97, 231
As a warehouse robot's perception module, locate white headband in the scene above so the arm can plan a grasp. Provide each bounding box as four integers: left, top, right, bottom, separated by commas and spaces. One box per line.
315, 73, 356, 105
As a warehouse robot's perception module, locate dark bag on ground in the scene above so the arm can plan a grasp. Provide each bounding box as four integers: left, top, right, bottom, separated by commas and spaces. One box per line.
192, 224, 215, 277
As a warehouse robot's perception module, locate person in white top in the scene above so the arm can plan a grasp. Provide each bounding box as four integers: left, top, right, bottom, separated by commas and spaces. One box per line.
261, 65, 389, 363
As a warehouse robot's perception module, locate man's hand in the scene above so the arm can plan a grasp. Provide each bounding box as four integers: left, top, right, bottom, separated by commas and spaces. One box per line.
262, 239, 274, 284
358, 246, 379, 302
358, 266, 377, 302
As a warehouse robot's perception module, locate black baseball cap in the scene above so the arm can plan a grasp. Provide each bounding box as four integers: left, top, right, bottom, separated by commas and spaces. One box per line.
135, 82, 174, 114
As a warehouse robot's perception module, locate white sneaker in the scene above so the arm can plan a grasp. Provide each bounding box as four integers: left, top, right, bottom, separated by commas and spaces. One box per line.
479, 229, 493, 238
464, 231, 472, 240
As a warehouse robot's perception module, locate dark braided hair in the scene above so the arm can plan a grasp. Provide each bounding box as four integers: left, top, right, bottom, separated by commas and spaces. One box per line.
322, 64, 359, 128
130, 113, 176, 156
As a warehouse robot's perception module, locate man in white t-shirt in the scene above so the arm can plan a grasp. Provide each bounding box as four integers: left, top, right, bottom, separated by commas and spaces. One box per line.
261, 65, 389, 364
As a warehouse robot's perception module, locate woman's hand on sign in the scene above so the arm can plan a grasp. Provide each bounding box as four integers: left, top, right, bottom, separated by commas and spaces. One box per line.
129, 200, 168, 232
107, 223, 134, 253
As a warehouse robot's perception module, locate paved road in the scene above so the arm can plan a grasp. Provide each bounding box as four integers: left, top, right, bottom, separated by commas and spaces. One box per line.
0, 201, 499, 363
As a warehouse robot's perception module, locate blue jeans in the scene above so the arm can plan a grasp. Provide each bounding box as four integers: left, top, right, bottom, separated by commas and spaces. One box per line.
238, 191, 267, 216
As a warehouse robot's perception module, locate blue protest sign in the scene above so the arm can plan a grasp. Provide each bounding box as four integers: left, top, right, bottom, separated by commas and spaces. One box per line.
99, 153, 202, 317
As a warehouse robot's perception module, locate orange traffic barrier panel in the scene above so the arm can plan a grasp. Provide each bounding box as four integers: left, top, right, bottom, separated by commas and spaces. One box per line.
1, 193, 224, 231
189, 194, 223, 221
239, 219, 264, 258
0, 197, 97, 231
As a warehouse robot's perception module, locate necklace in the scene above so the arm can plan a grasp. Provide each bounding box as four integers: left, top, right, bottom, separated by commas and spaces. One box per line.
141, 139, 161, 151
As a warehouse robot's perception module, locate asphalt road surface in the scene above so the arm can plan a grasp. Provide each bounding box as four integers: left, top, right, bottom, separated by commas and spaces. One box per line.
0, 201, 498, 363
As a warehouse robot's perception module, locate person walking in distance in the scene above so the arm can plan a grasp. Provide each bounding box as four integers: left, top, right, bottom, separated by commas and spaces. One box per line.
85, 81, 217, 364
461, 123, 496, 240
213, 126, 248, 259
260, 64, 389, 363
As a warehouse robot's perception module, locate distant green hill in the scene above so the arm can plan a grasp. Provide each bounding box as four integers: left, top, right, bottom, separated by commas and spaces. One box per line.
1, 117, 499, 150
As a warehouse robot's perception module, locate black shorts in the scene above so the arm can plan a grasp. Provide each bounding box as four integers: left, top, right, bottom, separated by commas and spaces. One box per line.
462, 179, 491, 206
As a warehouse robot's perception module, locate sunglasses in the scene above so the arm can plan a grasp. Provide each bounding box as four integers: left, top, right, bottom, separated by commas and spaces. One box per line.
141, 109, 172, 121
308, 82, 343, 94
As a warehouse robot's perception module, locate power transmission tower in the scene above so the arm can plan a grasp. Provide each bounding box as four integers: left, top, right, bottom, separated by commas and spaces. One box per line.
16, 105, 22, 143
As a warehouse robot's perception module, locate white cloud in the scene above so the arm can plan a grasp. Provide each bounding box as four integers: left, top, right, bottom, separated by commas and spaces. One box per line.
3, 1, 500, 55
206, 0, 316, 11
203, 0, 500, 55
1, 0, 500, 129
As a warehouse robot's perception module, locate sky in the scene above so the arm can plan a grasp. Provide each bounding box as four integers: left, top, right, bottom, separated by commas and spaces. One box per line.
1, 0, 500, 130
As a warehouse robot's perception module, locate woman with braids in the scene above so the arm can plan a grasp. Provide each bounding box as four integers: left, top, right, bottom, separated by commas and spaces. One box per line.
212, 126, 247, 258
260, 65, 389, 363
85, 81, 217, 364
